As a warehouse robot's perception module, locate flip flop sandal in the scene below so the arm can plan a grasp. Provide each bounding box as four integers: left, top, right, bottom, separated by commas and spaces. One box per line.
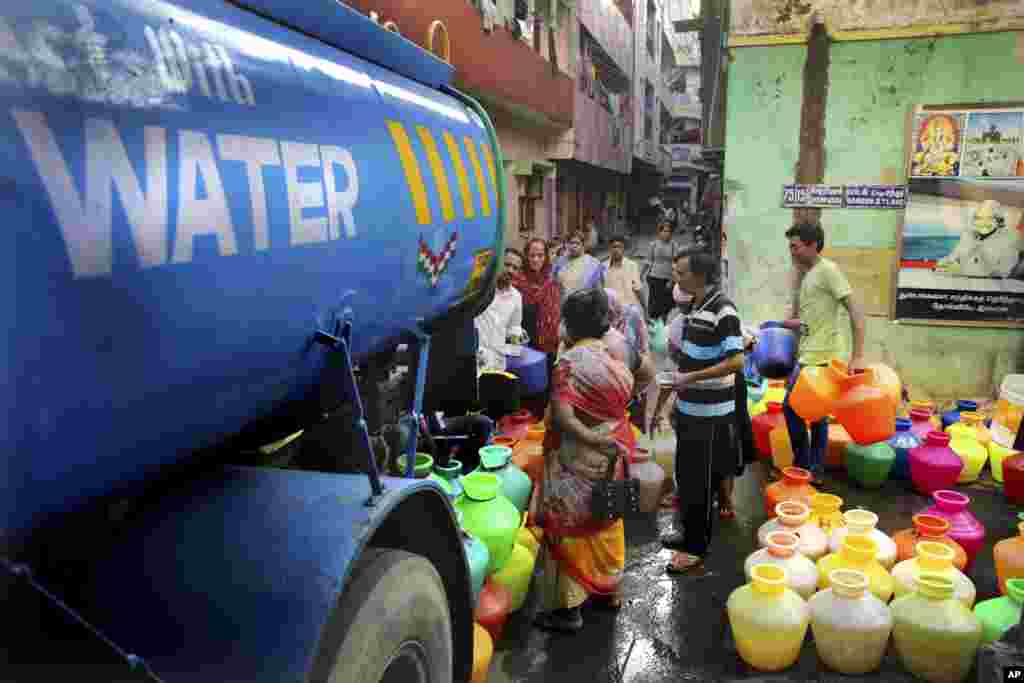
666, 552, 704, 574
719, 507, 736, 519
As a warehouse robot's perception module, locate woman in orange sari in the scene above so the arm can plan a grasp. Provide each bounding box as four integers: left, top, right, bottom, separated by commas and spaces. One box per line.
534, 288, 635, 633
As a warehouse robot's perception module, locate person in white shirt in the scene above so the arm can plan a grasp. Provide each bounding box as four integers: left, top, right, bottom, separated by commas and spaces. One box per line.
603, 234, 645, 313
475, 248, 525, 372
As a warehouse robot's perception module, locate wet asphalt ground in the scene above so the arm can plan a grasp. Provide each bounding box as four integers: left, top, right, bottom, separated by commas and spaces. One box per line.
486, 227, 1020, 682
486, 458, 1016, 683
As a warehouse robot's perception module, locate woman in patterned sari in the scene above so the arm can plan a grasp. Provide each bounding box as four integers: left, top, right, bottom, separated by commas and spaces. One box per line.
534, 288, 635, 633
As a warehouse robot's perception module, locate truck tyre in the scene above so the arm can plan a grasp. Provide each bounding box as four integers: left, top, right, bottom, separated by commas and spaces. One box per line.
313, 548, 453, 683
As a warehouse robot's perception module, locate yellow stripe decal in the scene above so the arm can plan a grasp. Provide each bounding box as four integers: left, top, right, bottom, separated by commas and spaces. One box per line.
415, 126, 455, 223
386, 120, 431, 224
463, 137, 491, 217
479, 141, 498, 205
443, 131, 475, 219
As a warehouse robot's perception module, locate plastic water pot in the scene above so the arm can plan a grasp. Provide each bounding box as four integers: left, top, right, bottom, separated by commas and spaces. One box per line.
888, 418, 920, 481
770, 425, 795, 470
490, 543, 535, 612
727, 564, 810, 672
892, 514, 967, 572
994, 516, 1024, 596
474, 579, 511, 643
975, 578, 1024, 645
753, 402, 786, 462
752, 325, 797, 380
471, 623, 494, 683
1004, 452, 1024, 504
475, 445, 532, 513
817, 535, 894, 603
992, 374, 1024, 448
764, 467, 817, 517
828, 508, 898, 570
808, 569, 892, 675
890, 574, 982, 683
833, 369, 896, 445
507, 346, 549, 396
844, 441, 896, 489
941, 400, 978, 431
920, 490, 986, 573
788, 364, 843, 423
989, 441, 1018, 484
744, 531, 819, 599
867, 362, 902, 411
455, 472, 521, 574
950, 436, 988, 484
910, 431, 962, 496
892, 541, 976, 608
630, 449, 666, 514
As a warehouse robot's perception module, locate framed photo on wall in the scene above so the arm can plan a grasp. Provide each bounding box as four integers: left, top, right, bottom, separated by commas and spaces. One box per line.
893, 103, 1024, 328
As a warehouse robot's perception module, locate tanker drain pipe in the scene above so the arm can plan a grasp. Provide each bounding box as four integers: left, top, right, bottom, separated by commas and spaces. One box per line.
402, 324, 432, 479
313, 321, 386, 502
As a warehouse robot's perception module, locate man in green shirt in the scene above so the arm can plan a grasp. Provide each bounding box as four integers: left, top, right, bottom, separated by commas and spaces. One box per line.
782, 222, 866, 484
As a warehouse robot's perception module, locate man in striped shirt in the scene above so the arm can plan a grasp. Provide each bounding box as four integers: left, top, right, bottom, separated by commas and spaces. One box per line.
652, 250, 746, 572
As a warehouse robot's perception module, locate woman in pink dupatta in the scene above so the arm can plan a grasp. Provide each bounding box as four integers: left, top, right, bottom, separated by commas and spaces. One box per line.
535, 289, 635, 633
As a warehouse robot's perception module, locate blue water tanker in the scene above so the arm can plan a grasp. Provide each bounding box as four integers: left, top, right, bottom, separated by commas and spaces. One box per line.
1, 0, 505, 680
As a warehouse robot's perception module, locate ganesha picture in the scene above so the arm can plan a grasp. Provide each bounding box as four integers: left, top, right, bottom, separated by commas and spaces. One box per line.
910, 113, 964, 177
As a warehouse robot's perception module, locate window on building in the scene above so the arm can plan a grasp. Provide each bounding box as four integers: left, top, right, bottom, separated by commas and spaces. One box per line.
644, 80, 654, 141
646, 0, 657, 58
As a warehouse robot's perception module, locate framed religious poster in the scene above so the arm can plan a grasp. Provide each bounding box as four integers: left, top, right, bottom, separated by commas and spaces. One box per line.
893, 104, 1024, 327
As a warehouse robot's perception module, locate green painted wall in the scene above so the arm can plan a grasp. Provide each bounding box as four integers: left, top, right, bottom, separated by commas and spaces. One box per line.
725, 32, 1024, 402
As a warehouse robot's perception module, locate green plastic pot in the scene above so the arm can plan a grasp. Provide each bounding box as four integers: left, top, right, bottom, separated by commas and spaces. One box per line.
455, 472, 520, 574
975, 577, 1024, 644
397, 452, 434, 478
845, 442, 895, 489
474, 446, 532, 513
429, 460, 464, 499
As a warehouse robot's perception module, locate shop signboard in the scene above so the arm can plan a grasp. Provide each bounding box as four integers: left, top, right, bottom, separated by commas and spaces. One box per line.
894, 104, 1024, 327
781, 184, 844, 208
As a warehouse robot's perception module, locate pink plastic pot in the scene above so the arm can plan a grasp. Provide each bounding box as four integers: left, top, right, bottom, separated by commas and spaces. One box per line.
908, 408, 938, 442
909, 431, 962, 496
920, 489, 986, 573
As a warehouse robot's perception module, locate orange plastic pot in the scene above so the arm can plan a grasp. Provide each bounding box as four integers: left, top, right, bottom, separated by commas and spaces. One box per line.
892, 514, 968, 571
826, 423, 852, 470
491, 436, 518, 451
764, 466, 817, 517
789, 364, 844, 423
868, 362, 902, 411
511, 439, 544, 484
833, 369, 897, 445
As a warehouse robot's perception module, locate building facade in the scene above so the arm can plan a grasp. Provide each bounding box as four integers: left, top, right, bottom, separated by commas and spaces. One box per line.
722, 1, 1024, 400
344, 0, 576, 250
551, 0, 635, 243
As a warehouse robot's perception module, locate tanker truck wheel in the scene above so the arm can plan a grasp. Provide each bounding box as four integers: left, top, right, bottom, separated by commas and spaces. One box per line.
315, 548, 453, 683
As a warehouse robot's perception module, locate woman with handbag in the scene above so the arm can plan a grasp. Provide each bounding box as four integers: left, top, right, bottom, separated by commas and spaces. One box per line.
534, 288, 638, 633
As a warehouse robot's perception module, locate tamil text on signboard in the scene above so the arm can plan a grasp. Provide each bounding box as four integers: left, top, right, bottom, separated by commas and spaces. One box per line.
782, 184, 845, 208
782, 184, 907, 209
845, 184, 908, 209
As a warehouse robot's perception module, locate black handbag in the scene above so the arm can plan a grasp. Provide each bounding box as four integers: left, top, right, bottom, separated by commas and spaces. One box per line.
590, 447, 640, 522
